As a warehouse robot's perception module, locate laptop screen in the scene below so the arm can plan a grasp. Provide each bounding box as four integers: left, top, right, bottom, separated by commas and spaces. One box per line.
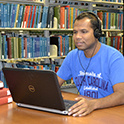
2, 67, 66, 111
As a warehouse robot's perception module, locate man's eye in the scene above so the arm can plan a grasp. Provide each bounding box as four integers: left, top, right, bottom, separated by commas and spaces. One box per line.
81, 30, 88, 33
73, 31, 77, 34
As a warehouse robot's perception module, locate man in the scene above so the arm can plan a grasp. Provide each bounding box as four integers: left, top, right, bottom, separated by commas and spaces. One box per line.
57, 12, 124, 117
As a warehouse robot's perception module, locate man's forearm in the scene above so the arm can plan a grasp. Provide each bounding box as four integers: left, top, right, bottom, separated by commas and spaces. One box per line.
93, 91, 124, 110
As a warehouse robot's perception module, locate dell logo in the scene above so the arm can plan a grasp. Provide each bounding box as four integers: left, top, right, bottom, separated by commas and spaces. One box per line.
28, 85, 35, 92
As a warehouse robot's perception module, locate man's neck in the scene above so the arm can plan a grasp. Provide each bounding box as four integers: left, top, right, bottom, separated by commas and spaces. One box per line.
84, 41, 101, 58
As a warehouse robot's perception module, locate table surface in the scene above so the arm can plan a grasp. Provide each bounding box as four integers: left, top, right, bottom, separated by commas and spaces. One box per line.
0, 91, 124, 124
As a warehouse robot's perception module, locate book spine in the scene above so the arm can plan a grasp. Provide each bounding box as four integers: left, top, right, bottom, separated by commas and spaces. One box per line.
11, 4, 17, 28
0, 81, 4, 89
30, 6, 35, 28
27, 6, 33, 28
0, 88, 11, 98
7, 3, 10, 28
6, 37, 12, 59
60, 6, 65, 29
14, 4, 20, 28
31, 6, 37, 28
24, 37, 27, 58
4, 4, 7, 28
0, 96, 13, 105
25, 6, 30, 28
33, 6, 39, 28
1, 3, 4, 28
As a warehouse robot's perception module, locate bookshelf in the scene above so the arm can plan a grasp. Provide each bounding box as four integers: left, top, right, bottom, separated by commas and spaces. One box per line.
0, 0, 44, 5
0, 0, 123, 88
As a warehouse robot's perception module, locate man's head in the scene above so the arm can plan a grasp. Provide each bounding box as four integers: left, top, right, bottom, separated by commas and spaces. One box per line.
74, 12, 102, 39
73, 12, 102, 52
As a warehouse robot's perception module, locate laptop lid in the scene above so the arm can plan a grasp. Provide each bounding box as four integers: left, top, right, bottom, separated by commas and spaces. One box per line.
2, 67, 67, 114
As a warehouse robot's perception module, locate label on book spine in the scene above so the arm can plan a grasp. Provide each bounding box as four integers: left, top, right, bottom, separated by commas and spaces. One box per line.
7, 90, 11, 96
8, 97, 13, 103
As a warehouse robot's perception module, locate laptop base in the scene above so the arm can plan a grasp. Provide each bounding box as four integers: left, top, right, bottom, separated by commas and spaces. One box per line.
16, 103, 68, 115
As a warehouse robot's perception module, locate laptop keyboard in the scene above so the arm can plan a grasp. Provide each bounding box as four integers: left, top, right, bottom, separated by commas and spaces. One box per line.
64, 100, 77, 110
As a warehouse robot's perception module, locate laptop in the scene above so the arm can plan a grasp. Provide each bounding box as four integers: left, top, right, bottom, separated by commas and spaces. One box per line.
2, 67, 77, 115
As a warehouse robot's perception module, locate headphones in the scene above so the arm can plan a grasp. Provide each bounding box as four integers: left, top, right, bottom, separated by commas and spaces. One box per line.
86, 12, 102, 39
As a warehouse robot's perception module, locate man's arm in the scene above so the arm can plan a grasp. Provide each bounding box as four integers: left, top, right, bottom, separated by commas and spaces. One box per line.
68, 82, 124, 117
57, 76, 65, 86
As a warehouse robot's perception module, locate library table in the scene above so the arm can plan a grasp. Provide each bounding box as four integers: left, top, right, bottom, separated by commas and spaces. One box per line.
0, 91, 124, 124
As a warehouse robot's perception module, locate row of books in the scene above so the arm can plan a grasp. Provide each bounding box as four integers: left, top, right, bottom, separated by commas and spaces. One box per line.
0, 33, 123, 60
97, 11, 123, 30
94, 0, 123, 3
0, 3, 43, 28
0, 3, 82, 29
50, 0, 123, 3
0, 33, 75, 59
0, 2, 123, 30
0, 81, 13, 106
0, 34, 50, 59
94, 0, 122, 2
99, 35, 123, 54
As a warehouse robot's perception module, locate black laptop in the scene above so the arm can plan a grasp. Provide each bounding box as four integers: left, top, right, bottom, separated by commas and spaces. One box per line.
2, 67, 77, 115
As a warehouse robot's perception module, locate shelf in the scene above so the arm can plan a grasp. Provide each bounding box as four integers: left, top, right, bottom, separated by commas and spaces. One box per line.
0, 28, 123, 32
0, 56, 66, 63
51, 0, 123, 5
0, 28, 73, 32
61, 84, 76, 89
49, 0, 123, 11
102, 29, 123, 32
0, 0, 44, 5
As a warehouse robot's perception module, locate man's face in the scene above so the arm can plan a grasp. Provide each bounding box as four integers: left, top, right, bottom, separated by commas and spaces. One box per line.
73, 17, 97, 51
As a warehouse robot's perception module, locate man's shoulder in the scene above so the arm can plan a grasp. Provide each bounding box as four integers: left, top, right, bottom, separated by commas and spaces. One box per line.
67, 48, 78, 56
101, 43, 123, 57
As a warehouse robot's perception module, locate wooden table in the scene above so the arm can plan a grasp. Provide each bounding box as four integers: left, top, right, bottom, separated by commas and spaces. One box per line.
0, 92, 124, 124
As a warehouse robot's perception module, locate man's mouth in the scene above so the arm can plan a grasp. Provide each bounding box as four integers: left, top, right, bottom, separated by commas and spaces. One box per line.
76, 42, 85, 46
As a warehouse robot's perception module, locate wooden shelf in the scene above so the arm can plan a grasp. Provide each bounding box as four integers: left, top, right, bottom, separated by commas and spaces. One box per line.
0, 28, 123, 32
0, 0, 44, 5
0, 56, 66, 63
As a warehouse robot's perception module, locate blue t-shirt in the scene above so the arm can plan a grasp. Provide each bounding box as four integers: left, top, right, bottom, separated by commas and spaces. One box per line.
57, 43, 124, 98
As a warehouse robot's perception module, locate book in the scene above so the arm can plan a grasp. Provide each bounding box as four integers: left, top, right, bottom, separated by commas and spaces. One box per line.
97, 11, 103, 28
65, 5, 70, 29
24, 37, 27, 58
3, 3, 7, 28
70, 7, 74, 29
30, 6, 35, 28
21, 5, 28, 28
60, 6, 65, 29
7, 3, 10, 27
16, 5, 24, 28
41, 6, 49, 28
0, 95, 13, 105
0, 81, 4, 89
14, 4, 20, 27
25, 6, 30, 28
0, 33, 2, 59
6, 36, 12, 59
33, 6, 39, 28
27, 5, 33, 28
18, 37, 22, 58
31, 6, 37, 28
54, 6, 60, 28
0, 88, 11, 98
10, 4, 18, 28
37, 6, 43, 28
1, 3, 4, 27
1, 34, 7, 59
46, 6, 54, 28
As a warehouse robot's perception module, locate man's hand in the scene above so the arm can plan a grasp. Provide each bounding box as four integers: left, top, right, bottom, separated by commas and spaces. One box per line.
68, 97, 96, 117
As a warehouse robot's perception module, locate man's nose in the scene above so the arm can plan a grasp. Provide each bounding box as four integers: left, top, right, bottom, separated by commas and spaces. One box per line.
75, 32, 82, 39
